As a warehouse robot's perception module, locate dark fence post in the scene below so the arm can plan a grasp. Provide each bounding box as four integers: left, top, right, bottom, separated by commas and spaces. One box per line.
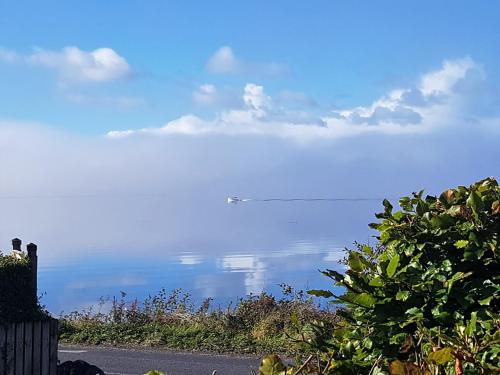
11, 238, 21, 251
27, 243, 38, 304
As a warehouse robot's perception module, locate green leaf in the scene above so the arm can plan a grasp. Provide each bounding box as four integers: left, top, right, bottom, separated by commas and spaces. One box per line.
416, 199, 427, 215
259, 355, 286, 375
348, 252, 364, 272
479, 296, 493, 306
393, 211, 404, 222
390, 333, 407, 345
465, 311, 477, 336
320, 269, 344, 282
355, 293, 376, 308
369, 276, 383, 287
383, 199, 393, 214
404, 307, 424, 322
362, 245, 373, 256
362, 337, 373, 349
307, 289, 334, 298
396, 290, 410, 301
386, 254, 400, 278
431, 304, 450, 321
446, 271, 473, 293
447, 205, 462, 216
428, 347, 454, 365
403, 245, 415, 256
454, 240, 469, 249
467, 190, 484, 216
380, 231, 390, 243
342, 292, 376, 308
399, 196, 412, 211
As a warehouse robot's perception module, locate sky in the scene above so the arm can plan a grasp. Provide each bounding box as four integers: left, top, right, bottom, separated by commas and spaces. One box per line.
0, 1, 499, 287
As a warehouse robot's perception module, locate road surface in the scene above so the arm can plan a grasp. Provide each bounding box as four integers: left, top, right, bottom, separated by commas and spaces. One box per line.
58, 345, 261, 375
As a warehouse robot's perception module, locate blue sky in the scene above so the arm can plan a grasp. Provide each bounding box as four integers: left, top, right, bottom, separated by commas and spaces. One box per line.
1, 1, 499, 272
1, 1, 500, 134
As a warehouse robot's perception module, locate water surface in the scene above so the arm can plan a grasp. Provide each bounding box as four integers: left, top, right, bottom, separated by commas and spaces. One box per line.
3, 197, 380, 313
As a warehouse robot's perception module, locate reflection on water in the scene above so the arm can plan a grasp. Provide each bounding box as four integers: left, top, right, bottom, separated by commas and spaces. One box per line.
39, 241, 347, 314
2, 197, 380, 314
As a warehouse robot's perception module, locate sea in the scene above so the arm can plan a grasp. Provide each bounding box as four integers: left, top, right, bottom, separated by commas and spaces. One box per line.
2, 197, 381, 314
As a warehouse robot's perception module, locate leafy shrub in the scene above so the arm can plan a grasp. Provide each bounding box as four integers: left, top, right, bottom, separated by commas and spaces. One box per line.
0, 252, 46, 322
264, 177, 499, 374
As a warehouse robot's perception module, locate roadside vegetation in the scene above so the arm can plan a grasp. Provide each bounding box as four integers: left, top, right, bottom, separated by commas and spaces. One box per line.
59, 285, 337, 355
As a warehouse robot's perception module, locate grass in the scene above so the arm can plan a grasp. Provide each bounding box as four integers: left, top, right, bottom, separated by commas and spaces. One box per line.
58, 285, 337, 355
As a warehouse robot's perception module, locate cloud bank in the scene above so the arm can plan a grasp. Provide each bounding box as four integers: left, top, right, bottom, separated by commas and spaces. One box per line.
110, 57, 498, 141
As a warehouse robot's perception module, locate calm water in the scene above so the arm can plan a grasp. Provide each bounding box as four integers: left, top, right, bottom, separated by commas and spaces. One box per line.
39, 243, 344, 314
2, 197, 380, 314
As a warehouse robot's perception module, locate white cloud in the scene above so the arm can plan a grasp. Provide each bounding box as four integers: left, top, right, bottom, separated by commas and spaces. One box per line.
243, 83, 271, 110
335, 58, 485, 130
206, 46, 239, 74
0, 46, 131, 83
29, 46, 131, 83
420, 57, 479, 96
206, 46, 290, 77
109, 83, 327, 140
111, 58, 497, 141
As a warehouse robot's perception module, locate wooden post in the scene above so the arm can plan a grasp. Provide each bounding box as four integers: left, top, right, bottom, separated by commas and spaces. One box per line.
0, 324, 6, 375
26, 243, 38, 304
41, 320, 50, 375
49, 319, 58, 375
11, 238, 21, 252
15, 322, 23, 375
5, 324, 14, 375
32, 321, 42, 374
23, 322, 33, 375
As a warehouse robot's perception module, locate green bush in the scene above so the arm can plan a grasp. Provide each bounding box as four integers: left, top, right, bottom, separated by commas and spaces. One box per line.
264, 177, 499, 374
0, 252, 45, 322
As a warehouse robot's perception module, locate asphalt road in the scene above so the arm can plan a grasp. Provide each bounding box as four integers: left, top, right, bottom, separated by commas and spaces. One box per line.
58, 345, 261, 375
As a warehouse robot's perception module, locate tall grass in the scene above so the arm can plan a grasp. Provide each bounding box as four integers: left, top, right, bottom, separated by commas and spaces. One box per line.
59, 285, 337, 354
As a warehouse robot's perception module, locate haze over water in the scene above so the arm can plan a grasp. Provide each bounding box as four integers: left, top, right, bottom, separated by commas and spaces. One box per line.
5, 198, 378, 313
